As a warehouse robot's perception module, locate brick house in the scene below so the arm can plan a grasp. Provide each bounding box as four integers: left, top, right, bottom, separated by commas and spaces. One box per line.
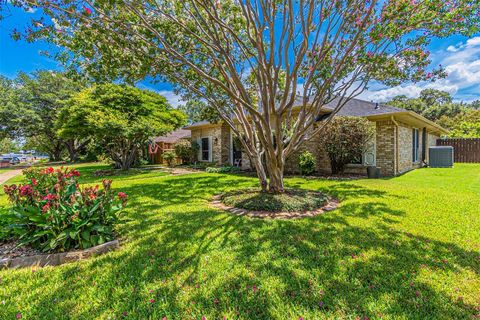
185, 98, 447, 176
149, 129, 191, 165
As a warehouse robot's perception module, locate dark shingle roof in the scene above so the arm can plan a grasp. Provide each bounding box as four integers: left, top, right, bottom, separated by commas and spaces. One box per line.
185, 97, 404, 128
153, 129, 191, 144
323, 97, 404, 116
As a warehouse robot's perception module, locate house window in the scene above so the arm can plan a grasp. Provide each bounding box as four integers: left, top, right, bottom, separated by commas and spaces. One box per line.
201, 137, 210, 161
412, 128, 419, 162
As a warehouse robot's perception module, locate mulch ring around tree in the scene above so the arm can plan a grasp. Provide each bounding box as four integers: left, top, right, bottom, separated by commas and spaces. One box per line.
0, 240, 119, 269
210, 189, 339, 219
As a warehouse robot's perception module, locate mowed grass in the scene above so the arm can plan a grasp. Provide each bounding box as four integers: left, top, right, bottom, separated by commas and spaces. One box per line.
0, 163, 479, 319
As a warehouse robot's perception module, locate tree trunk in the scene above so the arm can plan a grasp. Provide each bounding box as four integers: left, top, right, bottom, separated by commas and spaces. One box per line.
49, 141, 64, 161
251, 155, 268, 192
65, 140, 78, 163
265, 157, 285, 194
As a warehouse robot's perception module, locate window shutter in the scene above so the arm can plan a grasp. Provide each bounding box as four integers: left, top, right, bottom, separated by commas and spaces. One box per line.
208, 137, 213, 162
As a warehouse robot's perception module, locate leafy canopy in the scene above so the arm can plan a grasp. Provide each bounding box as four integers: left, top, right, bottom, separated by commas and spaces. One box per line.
59, 83, 186, 141
58, 84, 186, 169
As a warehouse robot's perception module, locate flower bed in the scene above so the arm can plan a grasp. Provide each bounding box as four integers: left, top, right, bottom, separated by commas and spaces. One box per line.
1, 167, 127, 252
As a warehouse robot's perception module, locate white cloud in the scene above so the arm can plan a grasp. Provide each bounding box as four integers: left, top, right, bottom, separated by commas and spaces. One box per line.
362, 36, 480, 102
157, 90, 184, 108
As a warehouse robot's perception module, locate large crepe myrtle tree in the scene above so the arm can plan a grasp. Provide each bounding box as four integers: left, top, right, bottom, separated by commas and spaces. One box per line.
7, 0, 479, 192
57, 83, 187, 170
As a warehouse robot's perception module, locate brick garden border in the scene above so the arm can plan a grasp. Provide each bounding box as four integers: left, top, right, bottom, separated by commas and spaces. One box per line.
0, 240, 119, 269
210, 194, 339, 219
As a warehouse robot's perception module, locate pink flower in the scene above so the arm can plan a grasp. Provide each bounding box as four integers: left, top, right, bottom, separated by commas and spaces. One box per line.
31, 178, 37, 186
19, 184, 33, 197
84, 6, 92, 15
366, 51, 373, 58
202, 317, 206, 320
16, 313, 22, 319
42, 203, 51, 213
43, 193, 57, 201
118, 192, 127, 199
149, 299, 155, 304
162, 317, 167, 320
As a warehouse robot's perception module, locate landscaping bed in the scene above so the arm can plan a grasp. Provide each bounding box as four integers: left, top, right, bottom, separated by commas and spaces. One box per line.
221, 188, 328, 212
213, 188, 338, 219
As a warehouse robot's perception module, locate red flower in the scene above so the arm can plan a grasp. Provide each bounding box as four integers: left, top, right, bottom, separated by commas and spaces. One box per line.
118, 192, 127, 199
71, 169, 81, 177
46, 167, 54, 174
19, 185, 33, 197
42, 203, 51, 213
32, 178, 38, 186
84, 6, 92, 15
149, 299, 155, 304
43, 193, 57, 201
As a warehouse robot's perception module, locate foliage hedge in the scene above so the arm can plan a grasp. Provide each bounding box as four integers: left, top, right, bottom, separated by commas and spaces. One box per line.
221, 188, 327, 212
205, 166, 241, 173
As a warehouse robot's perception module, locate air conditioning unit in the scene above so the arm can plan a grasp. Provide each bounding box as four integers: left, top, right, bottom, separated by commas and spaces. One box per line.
429, 146, 454, 168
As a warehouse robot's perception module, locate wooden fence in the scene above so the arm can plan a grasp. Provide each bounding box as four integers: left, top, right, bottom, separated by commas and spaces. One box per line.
436, 138, 480, 163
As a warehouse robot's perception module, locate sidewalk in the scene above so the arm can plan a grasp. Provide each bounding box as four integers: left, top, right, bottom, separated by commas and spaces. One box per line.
0, 168, 24, 185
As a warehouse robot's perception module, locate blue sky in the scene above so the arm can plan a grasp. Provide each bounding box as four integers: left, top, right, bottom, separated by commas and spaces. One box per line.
1, 6, 479, 106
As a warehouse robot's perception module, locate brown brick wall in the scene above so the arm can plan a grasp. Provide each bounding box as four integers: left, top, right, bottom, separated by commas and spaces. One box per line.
375, 120, 396, 176
190, 120, 439, 176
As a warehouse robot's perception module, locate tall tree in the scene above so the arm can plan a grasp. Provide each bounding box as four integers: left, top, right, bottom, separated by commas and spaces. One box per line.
0, 76, 28, 140
388, 89, 465, 122
11, 71, 85, 161
177, 100, 220, 124
58, 84, 187, 170
10, 0, 479, 192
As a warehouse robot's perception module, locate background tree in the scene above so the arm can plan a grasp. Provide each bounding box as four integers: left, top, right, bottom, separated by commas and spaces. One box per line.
388, 89, 466, 122
438, 110, 480, 138
12, 0, 479, 192
58, 84, 187, 170
0, 138, 20, 153
13, 71, 85, 161
0, 76, 27, 140
177, 100, 220, 124
319, 117, 375, 174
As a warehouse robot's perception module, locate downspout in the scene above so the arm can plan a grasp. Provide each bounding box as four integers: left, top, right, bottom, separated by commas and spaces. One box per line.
391, 116, 399, 175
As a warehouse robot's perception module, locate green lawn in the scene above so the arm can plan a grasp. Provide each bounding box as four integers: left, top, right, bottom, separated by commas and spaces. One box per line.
0, 163, 479, 319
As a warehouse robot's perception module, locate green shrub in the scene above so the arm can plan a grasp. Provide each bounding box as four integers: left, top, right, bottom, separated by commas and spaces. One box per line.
205, 166, 241, 173
298, 151, 316, 175
319, 116, 375, 174
175, 141, 198, 164
221, 188, 327, 212
2, 167, 127, 251
162, 151, 177, 167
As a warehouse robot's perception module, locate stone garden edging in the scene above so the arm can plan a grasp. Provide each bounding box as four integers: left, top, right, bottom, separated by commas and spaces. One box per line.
0, 240, 119, 269
210, 195, 339, 219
